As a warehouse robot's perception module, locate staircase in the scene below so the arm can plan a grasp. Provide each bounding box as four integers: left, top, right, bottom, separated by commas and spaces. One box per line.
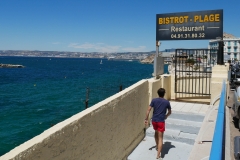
128, 111, 205, 160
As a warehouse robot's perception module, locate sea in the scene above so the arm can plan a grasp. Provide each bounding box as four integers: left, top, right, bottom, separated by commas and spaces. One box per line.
0, 56, 168, 156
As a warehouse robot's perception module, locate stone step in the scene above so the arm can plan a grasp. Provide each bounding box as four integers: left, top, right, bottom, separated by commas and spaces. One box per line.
166, 118, 202, 128
148, 122, 201, 135
146, 111, 205, 145
166, 123, 201, 134
146, 127, 197, 145
164, 130, 196, 145
169, 111, 205, 122
163, 111, 205, 128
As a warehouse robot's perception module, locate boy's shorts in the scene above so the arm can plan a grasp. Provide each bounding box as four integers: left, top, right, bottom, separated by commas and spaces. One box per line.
152, 121, 165, 132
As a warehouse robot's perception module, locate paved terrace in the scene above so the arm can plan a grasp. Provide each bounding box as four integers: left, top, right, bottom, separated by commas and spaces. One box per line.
128, 101, 225, 160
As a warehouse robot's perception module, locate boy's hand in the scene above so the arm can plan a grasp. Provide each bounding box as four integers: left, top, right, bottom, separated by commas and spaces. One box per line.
144, 119, 148, 125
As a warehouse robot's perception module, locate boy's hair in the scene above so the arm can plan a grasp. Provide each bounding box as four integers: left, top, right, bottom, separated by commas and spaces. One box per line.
157, 88, 165, 97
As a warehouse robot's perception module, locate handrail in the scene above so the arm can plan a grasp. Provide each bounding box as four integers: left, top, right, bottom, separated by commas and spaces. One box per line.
209, 80, 226, 160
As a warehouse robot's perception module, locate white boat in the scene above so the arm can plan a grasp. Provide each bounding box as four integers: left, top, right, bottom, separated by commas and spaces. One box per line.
100, 60, 103, 64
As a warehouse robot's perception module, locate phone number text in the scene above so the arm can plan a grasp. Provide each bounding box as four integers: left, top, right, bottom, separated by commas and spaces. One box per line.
171, 33, 205, 39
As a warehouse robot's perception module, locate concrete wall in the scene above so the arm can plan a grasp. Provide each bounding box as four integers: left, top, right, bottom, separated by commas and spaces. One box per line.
1, 80, 149, 160
210, 65, 229, 106
171, 72, 176, 100
148, 78, 162, 103
161, 74, 171, 100
148, 74, 171, 103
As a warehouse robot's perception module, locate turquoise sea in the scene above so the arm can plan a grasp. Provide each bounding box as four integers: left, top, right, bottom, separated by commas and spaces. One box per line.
0, 56, 168, 156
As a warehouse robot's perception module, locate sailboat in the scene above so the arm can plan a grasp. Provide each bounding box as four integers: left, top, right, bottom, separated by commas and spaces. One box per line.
100, 59, 103, 64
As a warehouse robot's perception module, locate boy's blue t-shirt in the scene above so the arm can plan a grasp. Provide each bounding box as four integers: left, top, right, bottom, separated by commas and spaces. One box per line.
150, 98, 171, 122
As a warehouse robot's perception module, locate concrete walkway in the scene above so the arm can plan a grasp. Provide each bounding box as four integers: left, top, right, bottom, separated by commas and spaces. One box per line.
128, 101, 217, 160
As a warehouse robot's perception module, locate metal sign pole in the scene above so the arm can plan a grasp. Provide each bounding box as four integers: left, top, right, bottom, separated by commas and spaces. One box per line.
154, 41, 160, 79
153, 41, 164, 79
217, 37, 224, 65
156, 41, 159, 57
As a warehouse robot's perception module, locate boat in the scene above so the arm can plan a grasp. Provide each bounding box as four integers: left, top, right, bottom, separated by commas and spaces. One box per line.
100, 60, 103, 64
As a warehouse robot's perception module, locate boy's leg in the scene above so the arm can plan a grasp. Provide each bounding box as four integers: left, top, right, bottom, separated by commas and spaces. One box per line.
157, 131, 164, 159
154, 131, 159, 150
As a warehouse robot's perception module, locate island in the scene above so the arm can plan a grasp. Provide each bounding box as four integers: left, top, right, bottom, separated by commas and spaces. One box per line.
0, 64, 24, 68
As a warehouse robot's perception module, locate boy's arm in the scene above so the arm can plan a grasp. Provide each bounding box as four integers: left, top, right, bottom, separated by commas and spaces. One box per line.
144, 106, 152, 124
165, 108, 171, 119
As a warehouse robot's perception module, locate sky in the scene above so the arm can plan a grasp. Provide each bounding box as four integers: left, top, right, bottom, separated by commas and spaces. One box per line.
0, 0, 239, 53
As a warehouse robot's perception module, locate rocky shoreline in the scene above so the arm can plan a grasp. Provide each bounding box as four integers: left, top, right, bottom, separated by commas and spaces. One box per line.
140, 54, 155, 64
0, 64, 24, 68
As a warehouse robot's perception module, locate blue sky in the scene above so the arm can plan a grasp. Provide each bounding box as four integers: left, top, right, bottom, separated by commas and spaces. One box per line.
0, 0, 239, 52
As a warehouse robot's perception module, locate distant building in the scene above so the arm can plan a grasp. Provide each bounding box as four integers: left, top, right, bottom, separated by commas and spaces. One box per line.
161, 48, 177, 58
208, 33, 240, 61
161, 48, 196, 59
163, 48, 177, 52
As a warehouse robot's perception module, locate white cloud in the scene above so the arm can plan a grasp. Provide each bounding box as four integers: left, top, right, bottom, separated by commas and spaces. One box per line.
68, 43, 95, 49
68, 42, 121, 52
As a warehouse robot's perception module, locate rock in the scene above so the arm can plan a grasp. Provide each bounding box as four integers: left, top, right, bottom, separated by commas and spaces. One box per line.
0, 64, 24, 68
140, 54, 155, 64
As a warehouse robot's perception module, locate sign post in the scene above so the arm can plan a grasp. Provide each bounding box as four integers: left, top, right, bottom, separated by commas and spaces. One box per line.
156, 9, 223, 41
217, 37, 224, 65
153, 41, 164, 79
155, 9, 223, 78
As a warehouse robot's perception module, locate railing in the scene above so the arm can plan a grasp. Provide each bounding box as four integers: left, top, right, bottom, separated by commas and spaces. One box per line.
209, 80, 227, 160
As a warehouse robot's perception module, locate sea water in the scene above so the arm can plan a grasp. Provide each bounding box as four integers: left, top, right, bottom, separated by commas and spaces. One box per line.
0, 56, 168, 156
